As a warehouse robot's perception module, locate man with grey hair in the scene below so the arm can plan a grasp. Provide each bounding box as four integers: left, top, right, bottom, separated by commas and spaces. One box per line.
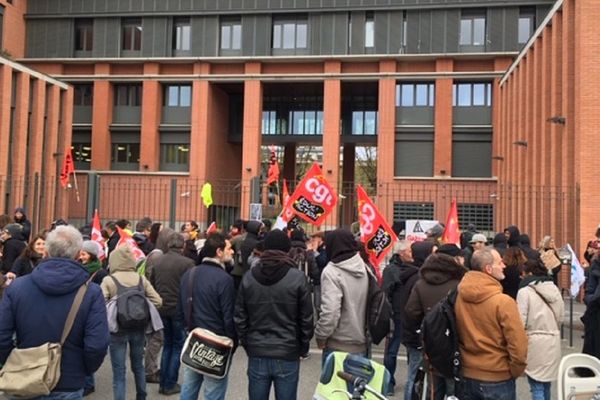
382, 239, 418, 396
455, 248, 527, 400
0, 225, 110, 399
150, 232, 195, 395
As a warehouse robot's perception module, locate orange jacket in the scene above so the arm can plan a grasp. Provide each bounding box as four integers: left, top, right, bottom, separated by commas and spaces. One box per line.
456, 271, 528, 381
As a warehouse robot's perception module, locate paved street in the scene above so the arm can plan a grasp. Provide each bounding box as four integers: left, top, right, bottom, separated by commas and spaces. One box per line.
1, 299, 587, 399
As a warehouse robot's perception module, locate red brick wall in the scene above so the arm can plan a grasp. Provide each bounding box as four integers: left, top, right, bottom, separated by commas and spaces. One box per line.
1, 0, 26, 58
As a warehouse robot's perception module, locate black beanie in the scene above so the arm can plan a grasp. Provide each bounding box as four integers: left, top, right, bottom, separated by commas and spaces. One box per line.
264, 229, 292, 252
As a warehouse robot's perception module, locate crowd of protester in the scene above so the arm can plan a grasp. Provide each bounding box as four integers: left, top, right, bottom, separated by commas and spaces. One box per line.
0, 207, 598, 400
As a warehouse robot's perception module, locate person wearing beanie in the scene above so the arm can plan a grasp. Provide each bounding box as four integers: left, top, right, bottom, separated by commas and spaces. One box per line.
235, 229, 314, 400
315, 228, 370, 364
80, 241, 107, 285
436, 243, 466, 266
13, 207, 31, 242
0, 223, 26, 275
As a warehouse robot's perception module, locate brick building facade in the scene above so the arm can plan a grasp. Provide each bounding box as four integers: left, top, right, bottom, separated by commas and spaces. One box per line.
1, 0, 596, 254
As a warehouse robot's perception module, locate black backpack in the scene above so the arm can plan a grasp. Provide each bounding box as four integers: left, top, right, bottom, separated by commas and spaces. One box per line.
111, 276, 150, 330
365, 268, 392, 345
420, 288, 461, 381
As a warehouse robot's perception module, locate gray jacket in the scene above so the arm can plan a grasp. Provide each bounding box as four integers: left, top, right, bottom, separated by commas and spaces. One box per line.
315, 253, 369, 353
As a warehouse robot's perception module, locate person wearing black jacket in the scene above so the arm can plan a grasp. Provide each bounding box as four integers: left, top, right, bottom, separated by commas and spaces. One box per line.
288, 229, 320, 286
104, 221, 120, 257
13, 207, 31, 242
382, 240, 416, 396
178, 232, 237, 400
235, 229, 314, 400
240, 220, 264, 273
0, 223, 26, 275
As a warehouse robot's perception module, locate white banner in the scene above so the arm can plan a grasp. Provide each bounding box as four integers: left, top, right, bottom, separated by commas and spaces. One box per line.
566, 243, 586, 297
405, 220, 439, 243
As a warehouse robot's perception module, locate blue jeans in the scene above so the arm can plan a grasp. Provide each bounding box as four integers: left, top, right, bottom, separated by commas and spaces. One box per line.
247, 357, 300, 400
527, 376, 551, 400
11, 390, 84, 400
109, 331, 147, 400
84, 374, 94, 389
160, 316, 186, 390
180, 366, 229, 400
383, 319, 402, 391
404, 346, 422, 400
461, 377, 516, 400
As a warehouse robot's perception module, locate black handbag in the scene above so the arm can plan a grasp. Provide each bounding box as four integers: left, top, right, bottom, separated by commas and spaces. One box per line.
179, 267, 234, 379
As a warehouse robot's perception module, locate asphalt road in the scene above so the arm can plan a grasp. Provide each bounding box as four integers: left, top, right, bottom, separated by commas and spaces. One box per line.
1, 299, 587, 399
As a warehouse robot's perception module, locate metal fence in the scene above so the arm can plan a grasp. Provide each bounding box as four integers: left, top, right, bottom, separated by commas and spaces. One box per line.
0, 174, 580, 250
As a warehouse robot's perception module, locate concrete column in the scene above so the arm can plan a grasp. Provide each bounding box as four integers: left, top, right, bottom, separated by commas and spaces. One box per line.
322, 61, 342, 228
240, 62, 263, 219
139, 63, 161, 172
434, 59, 453, 178
91, 64, 113, 170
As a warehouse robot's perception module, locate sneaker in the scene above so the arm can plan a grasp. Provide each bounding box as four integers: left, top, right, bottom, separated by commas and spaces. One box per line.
146, 372, 160, 383
83, 387, 95, 397
160, 384, 181, 396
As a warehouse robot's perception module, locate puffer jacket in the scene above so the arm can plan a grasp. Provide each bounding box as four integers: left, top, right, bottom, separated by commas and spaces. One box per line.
101, 246, 162, 309
315, 253, 369, 353
517, 278, 564, 382
456, 271, 528, 381
405, 253, 466, 323
235, 251, 313, 360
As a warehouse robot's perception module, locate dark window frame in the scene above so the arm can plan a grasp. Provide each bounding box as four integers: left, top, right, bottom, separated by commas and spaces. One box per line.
452, 82, 492, 107
74, 19, 93, 52
459, 10, 486, 47
164, 84, 191, 107
518, 8, 536, 45
396, 83, 436, 107
114, 84, 142, 107
365, 12, 375, 49
173, 17, 191, 53
73, 84, 93, 106
121, 18, 142, 52
220, 18, 242, 51
272, 16, 309, 52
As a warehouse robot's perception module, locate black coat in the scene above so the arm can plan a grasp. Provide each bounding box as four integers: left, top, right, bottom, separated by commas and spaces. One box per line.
234, 258, 314, 360
106, 232, 120, 256
383, 254, 416, 319
583, 301, 600, 359
396, 263, 421, 348
240, 221, 262, 273
150, 250, 195, 317
0, 238, 26, 274
288, 240, 320, 285
10, 254, 42, 277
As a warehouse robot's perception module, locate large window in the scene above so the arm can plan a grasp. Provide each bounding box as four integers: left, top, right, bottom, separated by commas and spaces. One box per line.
453, 83, 492, 107
365, 12, 374, 48
262, 95, 323, 135
396, 83, 435, 107
173, 18, 191, 52
114, 84, 142, 107
395, 132, 434, 177
452, 132, 492, 177
220, 19, 242, 51
273, 17, 308, 50
352, 111, 377, 135
164, 85, 191, 107
74, 84, 93, 106
74, 19, 93, 52
459, 11, 486, 47
160, 144, 189, 171
122, 19, 142, 51
111, 133, 140, 171
72, 130, 92, 170
393, 202, 434, 222
518, 9, 535, 45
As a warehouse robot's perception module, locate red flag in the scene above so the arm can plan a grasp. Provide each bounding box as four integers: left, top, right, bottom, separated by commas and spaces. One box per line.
441, 199, 461, 246
91, 209, 106, 261
116, 226, 146, 262
60, 148, 75, 188
357, 185, 398, 281
206, 221, 218, 234
267, 146, 280, 185
282, 179, 290, 205
283, 162, 338, 226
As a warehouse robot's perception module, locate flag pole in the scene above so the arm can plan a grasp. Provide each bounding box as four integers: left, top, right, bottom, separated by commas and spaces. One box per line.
72, 171, 80, 203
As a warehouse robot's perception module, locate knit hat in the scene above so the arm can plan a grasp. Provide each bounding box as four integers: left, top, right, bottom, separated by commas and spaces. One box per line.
469, 233, 487, 244
263, 229, 292, 252
437, 244, 463, 258
290, 229, 308, 243
3, 223, 22, 238
82, 240, 100, 257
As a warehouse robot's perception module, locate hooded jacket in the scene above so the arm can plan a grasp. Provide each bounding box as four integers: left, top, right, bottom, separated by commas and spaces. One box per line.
235, 251, 313, 360
504, 226, 521, 247
0, 258, 109, 391
240, 220, 263, 273
0, 237, 26, 274
13, 207, 31, 242
455, 271, 528, 381
101, 246, 162, 309
517, 279, 564, 382
289, 239, 320, 285
315, 253, 369, 353
405, 253, 466, 323
411, 241, 436, 268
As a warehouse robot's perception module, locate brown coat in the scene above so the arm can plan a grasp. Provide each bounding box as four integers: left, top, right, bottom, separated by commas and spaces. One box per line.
456, 271, 528, 381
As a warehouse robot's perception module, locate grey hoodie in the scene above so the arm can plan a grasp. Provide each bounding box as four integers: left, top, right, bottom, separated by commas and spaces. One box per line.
315, 253, 369, 353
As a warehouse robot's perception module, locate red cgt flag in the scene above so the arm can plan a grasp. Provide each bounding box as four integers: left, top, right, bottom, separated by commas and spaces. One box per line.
441, 198, 461, 246
116, 226, 146, 262
91, 209, 106, 261
357, 185, 398, 281
60, 148, 75, 188
284, 162, 337, 226
267, 146, 280, 185
206, 221, 218, 234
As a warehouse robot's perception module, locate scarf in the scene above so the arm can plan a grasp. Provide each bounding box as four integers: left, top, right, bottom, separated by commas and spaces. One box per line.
519, 274, 553, 289
85, 259, 103, 275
